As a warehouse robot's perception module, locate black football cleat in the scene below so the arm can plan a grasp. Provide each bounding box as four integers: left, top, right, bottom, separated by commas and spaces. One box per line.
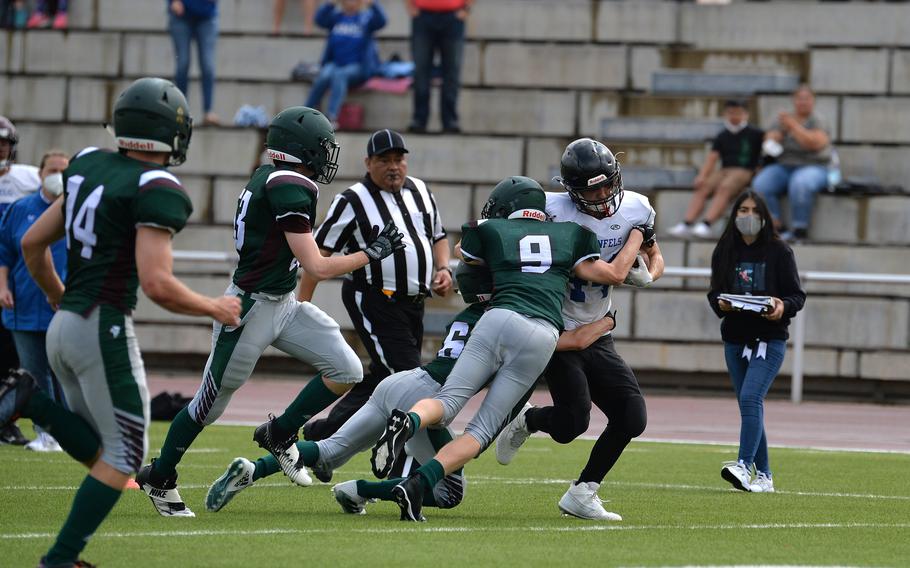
392, 474, 426, 522
371, 409, 412, 479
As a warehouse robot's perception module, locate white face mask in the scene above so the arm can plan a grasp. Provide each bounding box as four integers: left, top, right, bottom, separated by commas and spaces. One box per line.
43, 172, 64, 196
735, 214, 764, 237
724, 120, 747, 134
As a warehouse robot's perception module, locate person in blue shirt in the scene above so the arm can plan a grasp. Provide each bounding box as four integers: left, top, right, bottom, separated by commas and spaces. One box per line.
304, 0, 387, 127
0, 150, 69, 452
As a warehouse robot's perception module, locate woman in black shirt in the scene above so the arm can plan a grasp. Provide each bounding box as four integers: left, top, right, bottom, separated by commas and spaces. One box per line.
707, 190, 806, 493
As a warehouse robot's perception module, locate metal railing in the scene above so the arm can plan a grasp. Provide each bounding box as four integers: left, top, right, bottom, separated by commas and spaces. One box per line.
172, 251, 910, 403
663, 267, 910, 403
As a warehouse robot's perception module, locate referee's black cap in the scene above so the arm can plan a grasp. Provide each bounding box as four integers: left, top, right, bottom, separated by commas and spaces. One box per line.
367, 129, 409, 157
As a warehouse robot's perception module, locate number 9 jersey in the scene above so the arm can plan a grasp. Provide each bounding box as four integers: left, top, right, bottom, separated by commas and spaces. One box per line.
459, 218, 600, 331
59, 147, 193, 315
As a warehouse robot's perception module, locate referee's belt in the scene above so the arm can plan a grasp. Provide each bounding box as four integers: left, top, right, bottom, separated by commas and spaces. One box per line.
380, 288, 427, 304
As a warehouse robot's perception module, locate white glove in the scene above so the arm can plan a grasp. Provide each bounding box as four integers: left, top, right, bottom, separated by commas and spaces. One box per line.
623, 254, 653, 288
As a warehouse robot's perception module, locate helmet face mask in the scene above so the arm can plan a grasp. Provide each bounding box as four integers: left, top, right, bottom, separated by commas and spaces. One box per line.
556, 138, 624, 219
481, 176, 547, 221
266, 106, 339, 184
112, 77, 193, 166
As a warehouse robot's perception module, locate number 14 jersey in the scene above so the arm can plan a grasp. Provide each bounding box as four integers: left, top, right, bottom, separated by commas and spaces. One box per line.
459, 218, 600, 331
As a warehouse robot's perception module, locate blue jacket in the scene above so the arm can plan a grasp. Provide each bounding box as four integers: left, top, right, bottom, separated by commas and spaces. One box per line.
0, 192, 67, 331
315, 1, 386, 78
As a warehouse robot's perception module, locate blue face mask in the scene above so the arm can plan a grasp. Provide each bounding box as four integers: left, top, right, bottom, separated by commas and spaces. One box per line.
735, 214, 763, 237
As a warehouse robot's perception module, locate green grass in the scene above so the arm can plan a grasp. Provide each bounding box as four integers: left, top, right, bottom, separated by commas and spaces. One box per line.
2, 421, 909, 567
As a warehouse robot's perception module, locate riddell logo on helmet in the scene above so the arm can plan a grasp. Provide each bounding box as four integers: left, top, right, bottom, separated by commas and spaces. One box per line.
267, 149, 289, 161
119, 139, 156, 151
587, 174, 607, 186
521, 209, 546, 221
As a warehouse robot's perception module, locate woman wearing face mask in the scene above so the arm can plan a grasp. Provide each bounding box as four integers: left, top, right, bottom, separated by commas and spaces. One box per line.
707, 190, 806, 493
0, 150, 69, 452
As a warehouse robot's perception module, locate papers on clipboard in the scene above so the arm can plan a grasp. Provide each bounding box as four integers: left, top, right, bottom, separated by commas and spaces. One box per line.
718, 293, 774, 314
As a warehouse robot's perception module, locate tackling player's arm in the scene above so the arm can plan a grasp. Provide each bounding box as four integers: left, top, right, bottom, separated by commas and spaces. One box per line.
136, 227, 241, 325
574, 229, 644, 285
21, 198, 66, 307
556, 313, 616, 351
286, 220, 403, 282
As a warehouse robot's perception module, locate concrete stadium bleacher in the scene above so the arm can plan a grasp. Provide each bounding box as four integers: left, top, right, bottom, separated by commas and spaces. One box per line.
2, 0, 909, 398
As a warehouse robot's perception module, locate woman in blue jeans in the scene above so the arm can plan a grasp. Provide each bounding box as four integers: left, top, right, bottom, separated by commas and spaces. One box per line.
305, 0, 386, 127
168, 0, 220, 125
708, 190, 806, 493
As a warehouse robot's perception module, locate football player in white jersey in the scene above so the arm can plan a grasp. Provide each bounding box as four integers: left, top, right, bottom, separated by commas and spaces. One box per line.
495, 138, 664, 520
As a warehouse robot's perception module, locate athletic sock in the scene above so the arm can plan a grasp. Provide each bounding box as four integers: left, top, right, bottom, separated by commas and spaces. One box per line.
252, 454, 280, 481
153, 407, 203, 479
24, 390, 100, 462
274, 374, 338, 434
44, 475, 121, 565
356, 478, 401, 501
298, 440, 320, 467
415, 459, 445, 488
407, 411, 421, 433
523, 407, 545, 433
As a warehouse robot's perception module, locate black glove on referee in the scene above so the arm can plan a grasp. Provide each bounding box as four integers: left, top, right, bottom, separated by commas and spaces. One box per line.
364, 220, 406, 261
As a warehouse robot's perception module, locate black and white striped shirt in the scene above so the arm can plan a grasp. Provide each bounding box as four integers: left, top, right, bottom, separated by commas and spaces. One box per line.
315, 174, 447, 296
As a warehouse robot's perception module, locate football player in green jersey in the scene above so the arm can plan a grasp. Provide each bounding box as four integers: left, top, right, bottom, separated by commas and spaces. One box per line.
137, 106, 405, 517
205, 262, 616, 516
370, 175, 645, 521
0, 77, 242, 567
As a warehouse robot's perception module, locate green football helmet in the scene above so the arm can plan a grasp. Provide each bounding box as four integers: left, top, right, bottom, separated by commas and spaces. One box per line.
481, 176, 547, 221
266, 106, 340, 184
112, 77, 193, 166
454, 262, 492, 304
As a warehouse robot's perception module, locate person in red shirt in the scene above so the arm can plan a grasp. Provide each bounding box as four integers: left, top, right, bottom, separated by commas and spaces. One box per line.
406, 0, 473, 134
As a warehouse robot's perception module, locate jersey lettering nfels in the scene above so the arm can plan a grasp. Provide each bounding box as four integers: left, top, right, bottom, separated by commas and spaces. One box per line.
59, 148, 192, 315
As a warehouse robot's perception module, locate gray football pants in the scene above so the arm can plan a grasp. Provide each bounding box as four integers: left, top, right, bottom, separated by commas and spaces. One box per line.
435, 308, 558, 451
315, 368, 466, 508
188, 283, 363, 426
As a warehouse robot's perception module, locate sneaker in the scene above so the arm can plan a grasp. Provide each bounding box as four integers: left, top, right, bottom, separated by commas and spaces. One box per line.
206, 457, 255, 512
666, 221, 692, 238
51, 11, 68, 29
26, 12, 51, 28
39, 556, 96, 567
252, 415, 311, 486
26, 432, 62, 452
392, 474, 426, 522
751, 471, 775, 493
495, 403, 533, 465
557, 481, 622, 521
311, 459, 334, 484
136, 460, 196, 517
332, 480, 368, 515
691, 221, 713, 239
371, 409, 412, 479
721, 460, 753, 492
0, 368, 37, 430
0, 423, 30, 446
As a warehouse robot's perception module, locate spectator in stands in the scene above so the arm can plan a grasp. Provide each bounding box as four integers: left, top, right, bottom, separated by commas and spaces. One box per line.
3, 0, 29, 28
0, 150, 70, 452
707, 190, 805, 494
168, 0, 221, 125
752, 84, 832, 242
669, 100, 764, 239
0, 116, 37, 446
26, 0, 67, 29
406, 0, 472, 134
305, 0, 386, 130
272, 0, 316, 35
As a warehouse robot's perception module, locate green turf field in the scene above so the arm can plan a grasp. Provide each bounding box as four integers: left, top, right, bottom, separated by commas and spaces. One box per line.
2, 421, 909, 567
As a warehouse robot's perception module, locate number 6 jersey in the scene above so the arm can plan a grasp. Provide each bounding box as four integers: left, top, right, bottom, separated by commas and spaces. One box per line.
60, 148, 193, 315
459, 218, 600, 331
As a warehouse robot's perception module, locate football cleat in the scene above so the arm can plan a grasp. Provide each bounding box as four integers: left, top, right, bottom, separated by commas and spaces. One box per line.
558, 481, 622, 521
371, 409, 412, 479
332, 480, 368, 515
750, 471, 775, 493
253, 415, 311, 486
206, 457, 255, 512
721, 460, 754, 492
392, 474, 426, 522
0, 368, 37, 429
495, 403, 533, 465
39, 556, 97, 567
136, 460, 195, 517
25, 432, 62, 452
0, 423, 30, 446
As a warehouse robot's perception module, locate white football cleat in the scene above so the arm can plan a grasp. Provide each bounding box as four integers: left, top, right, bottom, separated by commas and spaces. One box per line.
286, 460, 313, 487
332, 480, 368, 515
750, 471, 775, 493
495, 403, 533, 465
666, 222, 692, 238
691, 221, 714, 239
206, 457, 255, 512
558, 481, 622, 521
26, 432, 62, 452
136, 461, 196, 517
721, 460, 754, 492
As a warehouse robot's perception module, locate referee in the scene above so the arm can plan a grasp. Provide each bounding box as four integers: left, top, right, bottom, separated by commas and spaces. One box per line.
300, 129, 451, 441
